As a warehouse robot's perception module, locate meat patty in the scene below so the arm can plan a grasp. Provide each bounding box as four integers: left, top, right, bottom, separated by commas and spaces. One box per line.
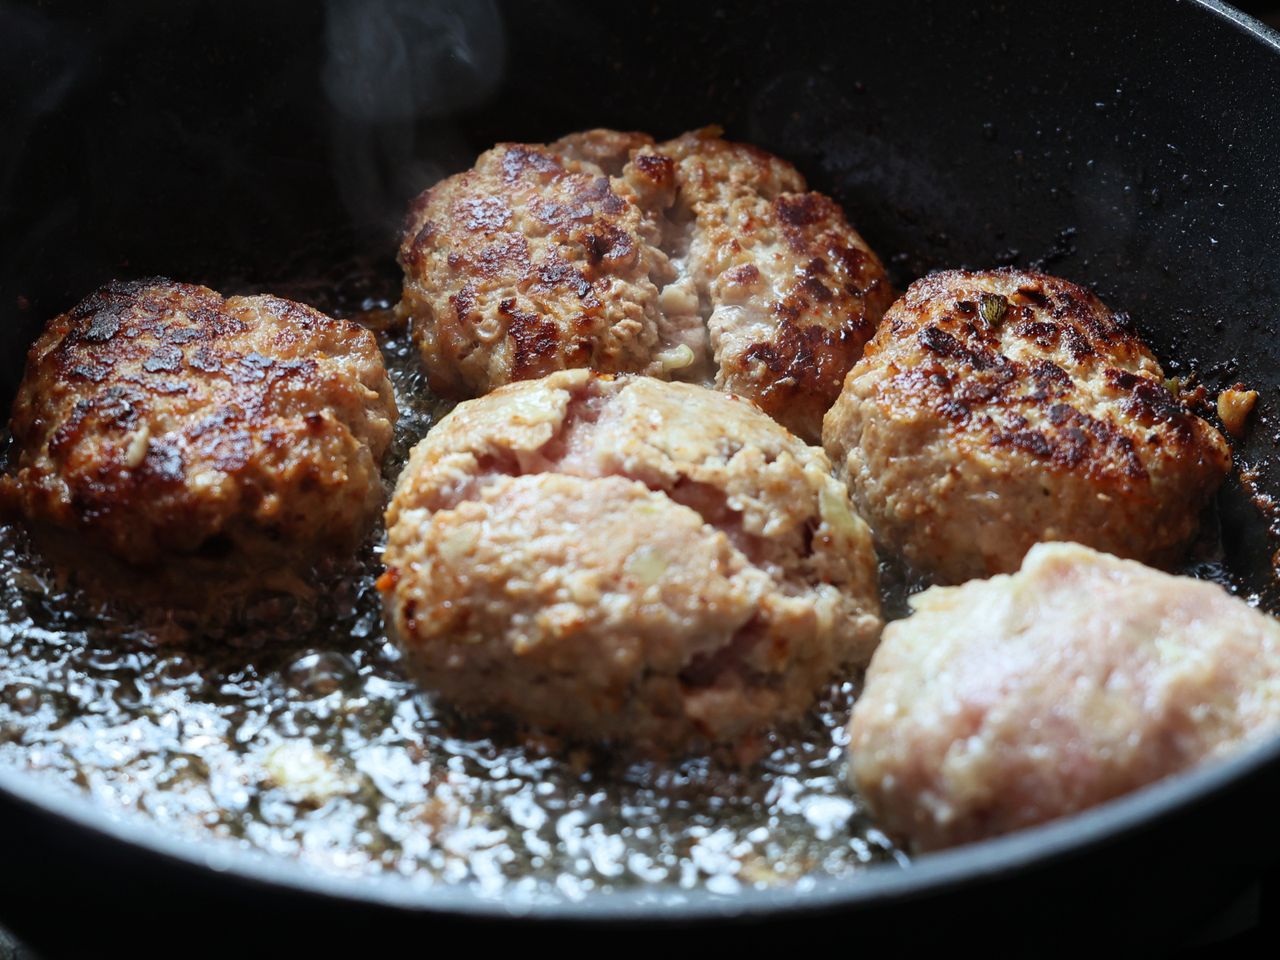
379, 369, 882, 749
822, 269, 1231, 584
3, 279, 397, 585
849, 542, 1280, 852
396, 127, 893, 442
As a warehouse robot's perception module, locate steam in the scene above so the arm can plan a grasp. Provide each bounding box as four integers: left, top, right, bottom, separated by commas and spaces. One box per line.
0, 3, 87, 232
322, 0, 507, 233
323, 0, 504, 122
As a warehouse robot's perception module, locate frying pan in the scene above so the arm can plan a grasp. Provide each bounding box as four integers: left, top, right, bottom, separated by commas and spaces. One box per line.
3, 0, 1280, 953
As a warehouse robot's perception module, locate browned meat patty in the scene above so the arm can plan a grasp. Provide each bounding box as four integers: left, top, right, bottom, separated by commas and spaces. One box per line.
396, 127, 893, 442
822, 269, 1231, 584
379, 369, 882, 750
3, 279, 397, 584
849, 542, 1280, 852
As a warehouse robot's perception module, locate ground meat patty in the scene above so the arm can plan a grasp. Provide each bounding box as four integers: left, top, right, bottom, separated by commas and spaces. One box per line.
397, 127, 893, 442
3, 279, 397, 579
657, 130, 895, 444
849, 542, 1280, 852
380, 369, 882, 749
822, 269, 1231, 584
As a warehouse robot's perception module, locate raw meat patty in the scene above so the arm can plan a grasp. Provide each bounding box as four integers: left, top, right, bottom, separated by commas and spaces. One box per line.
850, 542, 1280, 851
380, 369, 882, 749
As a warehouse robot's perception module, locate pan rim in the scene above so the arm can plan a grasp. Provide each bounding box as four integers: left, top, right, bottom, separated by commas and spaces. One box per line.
1, 720, 1279, 921
1, 0, 1280, 927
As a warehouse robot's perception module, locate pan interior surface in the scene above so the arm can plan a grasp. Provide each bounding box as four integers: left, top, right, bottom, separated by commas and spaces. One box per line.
0, 312, 908, 898
2, 0, 1280, 924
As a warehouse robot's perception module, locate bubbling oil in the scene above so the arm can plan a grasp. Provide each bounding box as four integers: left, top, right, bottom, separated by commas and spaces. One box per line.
0, 282, 908, 899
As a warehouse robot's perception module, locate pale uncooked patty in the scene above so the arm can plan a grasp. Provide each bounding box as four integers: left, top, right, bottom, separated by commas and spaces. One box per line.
849, 542, 1280, 852
396, 127, 893, 442
380, 369, 883, 749
3, 279, 397, 583
822, 268, 1231, 584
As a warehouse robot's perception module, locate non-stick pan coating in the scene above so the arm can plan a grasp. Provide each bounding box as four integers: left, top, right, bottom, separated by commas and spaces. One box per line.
2, 0, 1280, 952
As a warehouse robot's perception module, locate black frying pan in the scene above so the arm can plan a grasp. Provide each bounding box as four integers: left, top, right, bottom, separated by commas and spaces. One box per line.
3, 0, 1280, 953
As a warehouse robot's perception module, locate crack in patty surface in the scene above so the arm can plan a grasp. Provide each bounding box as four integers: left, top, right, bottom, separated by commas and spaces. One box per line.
380, 370, 882, 749
396, 127, 894, 442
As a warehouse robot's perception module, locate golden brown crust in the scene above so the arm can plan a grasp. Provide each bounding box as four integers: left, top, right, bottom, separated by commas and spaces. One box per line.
4, 279, 397, 574
396, 127, 893, 442
397, 133, 673, 397
653, 131, 895, 440
823, 269, 1232, 583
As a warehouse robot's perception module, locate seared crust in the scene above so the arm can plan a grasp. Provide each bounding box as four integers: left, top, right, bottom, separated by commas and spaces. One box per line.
3, 279, 397, 574
823, 269, 1231, 583
850, 543, 1280, 851
380, 370, 882, 749
654, 130, 895, 440
396, 127, 892, 442
398, 132, 677, 397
